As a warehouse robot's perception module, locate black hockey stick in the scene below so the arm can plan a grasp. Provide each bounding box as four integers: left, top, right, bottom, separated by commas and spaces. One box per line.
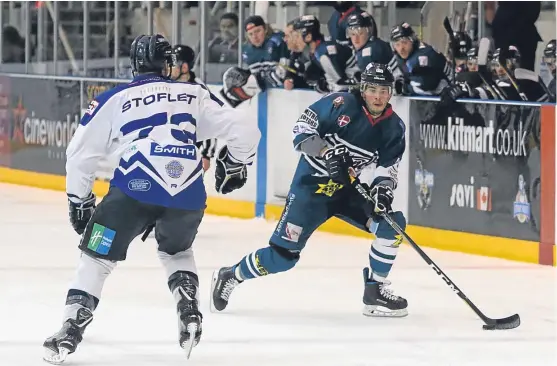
351, 178, 521, 330
515, 68, 553, 102
443, 17, 457, 82
477, 38, 508, 100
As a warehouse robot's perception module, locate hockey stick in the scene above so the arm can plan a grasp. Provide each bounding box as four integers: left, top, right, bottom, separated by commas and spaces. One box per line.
443, 17, 457, 82
477, 38, 508, 100
515, 68, 553, 101
350, 178, 521, 330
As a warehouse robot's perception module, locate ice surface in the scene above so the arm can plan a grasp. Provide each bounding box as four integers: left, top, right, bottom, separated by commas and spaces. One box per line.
0, 183, 555, 366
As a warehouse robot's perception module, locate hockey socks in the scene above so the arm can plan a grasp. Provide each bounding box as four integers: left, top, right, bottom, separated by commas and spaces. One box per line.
234, 244, 300, 280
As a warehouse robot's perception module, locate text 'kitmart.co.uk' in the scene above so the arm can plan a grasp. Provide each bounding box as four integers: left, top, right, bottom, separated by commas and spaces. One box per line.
420, 117, 527, 157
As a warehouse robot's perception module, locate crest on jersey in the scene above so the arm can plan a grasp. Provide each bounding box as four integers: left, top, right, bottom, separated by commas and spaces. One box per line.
337, 115, 351, 127
333, 96, 344, 108
165, 160, 184, 179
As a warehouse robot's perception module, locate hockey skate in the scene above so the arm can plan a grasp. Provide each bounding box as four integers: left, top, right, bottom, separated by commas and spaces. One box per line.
43, 307, 93, 365
362, 268, 408, 318
174, 279, 203, 359
210, 266, 241, 312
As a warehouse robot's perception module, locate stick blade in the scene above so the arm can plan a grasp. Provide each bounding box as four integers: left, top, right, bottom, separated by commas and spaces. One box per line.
477, 38, 491, 66
482, 314, 520, 330
443, 16, 453, 35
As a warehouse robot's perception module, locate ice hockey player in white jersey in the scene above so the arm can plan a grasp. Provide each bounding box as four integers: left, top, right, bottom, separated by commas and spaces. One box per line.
42, 34, 260, 364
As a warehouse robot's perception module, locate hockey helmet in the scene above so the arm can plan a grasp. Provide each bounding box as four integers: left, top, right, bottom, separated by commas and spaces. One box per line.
544, 39, 556, 58
346, 11, 375, 39
451, 32, 472, 59
390, 22, 416, 43
130, 34, 173, 77
360, 63, 394, 90
172, 44, 195, 70
360, 63, 394, 115
492, 45, 521, 69
292, 15, 322, 42
543, 39, 556, 70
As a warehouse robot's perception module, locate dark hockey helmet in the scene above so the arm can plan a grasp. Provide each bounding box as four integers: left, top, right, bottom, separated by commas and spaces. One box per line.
172, 44, 195, 70
346, 11, 374, 38
130, 34, 173, 77
360, 62, 395, 91
451, 32, 472, 59
544, 39, 556, 58
390, 22, 416, 43
492, 45, 521, 70
292, 15, 322, 43
543, 39, 556, 71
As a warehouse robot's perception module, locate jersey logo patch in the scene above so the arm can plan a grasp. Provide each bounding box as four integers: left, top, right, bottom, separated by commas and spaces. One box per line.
281, 222, 303, 243
362, 47, 371, 57
315, 179, 344, 197
326, 45, 337, 55
85, 100, 99, 115
333, 96, 344, 108
419, 56, 428, 66
337, 115, 351, 127
87, 223, 115, 255
298, 108, 319, 128
165, 160, 184, 179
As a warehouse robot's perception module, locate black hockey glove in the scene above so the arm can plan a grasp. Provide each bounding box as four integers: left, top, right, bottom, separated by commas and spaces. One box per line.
68, 193, 96, 235
369, 184, 394, 217
322, 145, 353, 186
440, 82, 471, 107
215, 146, 248, 194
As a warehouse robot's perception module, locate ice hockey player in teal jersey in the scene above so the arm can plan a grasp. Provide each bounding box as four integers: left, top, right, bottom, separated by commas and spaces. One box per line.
211, 62, 409, 318
346, 11, 393, 71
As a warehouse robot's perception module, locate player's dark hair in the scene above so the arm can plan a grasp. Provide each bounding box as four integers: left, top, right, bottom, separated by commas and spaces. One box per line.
221, 12, 239, 25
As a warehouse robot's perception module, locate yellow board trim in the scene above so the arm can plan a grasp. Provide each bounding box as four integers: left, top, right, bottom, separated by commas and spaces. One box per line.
0, 167, 547, 265
0, 167, 254, 219
265, 202, 540, 264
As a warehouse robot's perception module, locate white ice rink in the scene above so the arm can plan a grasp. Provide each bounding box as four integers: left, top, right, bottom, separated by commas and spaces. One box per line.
0, 183, 555, 366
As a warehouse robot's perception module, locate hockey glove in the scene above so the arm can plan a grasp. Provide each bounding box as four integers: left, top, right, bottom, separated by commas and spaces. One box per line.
440, 82, 471, 107
322, 145, 353, 186
215, 146, 248, 194
68, 193, 96, 235
369, 184, 394, 217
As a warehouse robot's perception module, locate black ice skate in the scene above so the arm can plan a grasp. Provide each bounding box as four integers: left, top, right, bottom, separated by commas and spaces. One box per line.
210, 266, 241, 312
173, 277, 203, 359
362, 268, 408, 318
43, 307, 93, 365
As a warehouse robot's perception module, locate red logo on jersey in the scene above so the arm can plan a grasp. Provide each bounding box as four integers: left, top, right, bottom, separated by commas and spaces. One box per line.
337, 115, 351, 127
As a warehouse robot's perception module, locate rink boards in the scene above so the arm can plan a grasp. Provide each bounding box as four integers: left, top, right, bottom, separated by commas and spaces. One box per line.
0, 75, 554, 266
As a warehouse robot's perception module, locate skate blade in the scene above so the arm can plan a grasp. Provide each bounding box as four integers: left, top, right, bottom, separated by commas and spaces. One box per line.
209, 270, 219, 313
180, 324, 198, 359
363, 305, 408, 318
43, 347, 70, 365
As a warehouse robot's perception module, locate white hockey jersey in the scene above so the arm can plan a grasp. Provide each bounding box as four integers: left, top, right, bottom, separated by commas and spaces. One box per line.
66, 74, 260, 210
